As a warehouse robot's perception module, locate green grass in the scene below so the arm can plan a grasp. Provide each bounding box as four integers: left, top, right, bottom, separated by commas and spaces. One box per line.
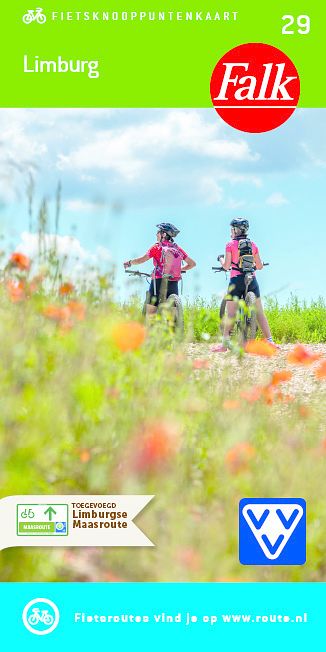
0, 276, 325, 583
184, 295, 326, 343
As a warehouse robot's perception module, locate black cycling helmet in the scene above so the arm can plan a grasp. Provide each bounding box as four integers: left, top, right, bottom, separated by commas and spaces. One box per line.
156, 222, 180, 238
230, 218, 249, 234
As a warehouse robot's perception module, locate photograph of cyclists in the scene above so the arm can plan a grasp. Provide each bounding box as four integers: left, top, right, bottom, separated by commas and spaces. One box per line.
124, 222, 196, 328
0, 107, 325, 584
212, 218, 275, 351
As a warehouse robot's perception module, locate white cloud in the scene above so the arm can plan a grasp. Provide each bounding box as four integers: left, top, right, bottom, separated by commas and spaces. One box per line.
80, 174, 97, 183
199, 177, 223, 204
226, 198, 246, 210
0, 112, 47, 202
58, 111, 259, 181
0, 108, 263, 210
15, 231, 111, 281
64, 199, 106, 212
0, 109, 115, 203
266, 192, 289, 206
219, 171, 262, 187
17, 231, 92, 260
301, 141, 326, 168
96, 246, 111, 262
37, 108, 115, 121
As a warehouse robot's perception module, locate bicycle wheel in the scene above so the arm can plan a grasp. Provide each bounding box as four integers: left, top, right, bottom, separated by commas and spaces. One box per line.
43, 615, 54, 625
166, 294, 184, 335
142, 290, 151, 317
22, 13, 33, 24
244, 291, 257, 341
28, 615, 39, 626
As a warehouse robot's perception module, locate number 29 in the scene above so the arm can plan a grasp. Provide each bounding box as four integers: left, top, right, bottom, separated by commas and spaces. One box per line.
282, 15, 310, 35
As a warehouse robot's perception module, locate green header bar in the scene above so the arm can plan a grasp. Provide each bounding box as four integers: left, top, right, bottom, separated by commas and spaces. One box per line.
1, 1, 324, 107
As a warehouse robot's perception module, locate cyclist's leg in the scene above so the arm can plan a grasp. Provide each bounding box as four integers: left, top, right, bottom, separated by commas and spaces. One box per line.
246, 280, 277, 343
224, 276, 243, 337
165, 280, 179, 318
212, 279, 240, 351
245, 279, 269, 337
166, 281, 179, 298
246, 279, 270, 338
165, 281, 183, 331
212, 299, 237, 351
255, 298, 272, 339
223, 300, 237, 337
146, 279, 159, 316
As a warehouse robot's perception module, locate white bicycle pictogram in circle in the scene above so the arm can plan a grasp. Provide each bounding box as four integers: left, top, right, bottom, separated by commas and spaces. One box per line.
22, 598, 60, 635
27, 608, 54, 626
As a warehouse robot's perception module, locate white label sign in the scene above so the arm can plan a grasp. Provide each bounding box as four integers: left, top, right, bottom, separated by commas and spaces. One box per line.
0, 495, 154, 550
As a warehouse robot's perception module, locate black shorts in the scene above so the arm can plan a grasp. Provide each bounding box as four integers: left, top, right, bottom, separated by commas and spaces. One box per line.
227, 275, 260, 299
148, 278, 179, 305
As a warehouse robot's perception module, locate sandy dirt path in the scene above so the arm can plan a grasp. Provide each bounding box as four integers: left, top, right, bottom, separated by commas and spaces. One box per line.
186, 343, 326, 401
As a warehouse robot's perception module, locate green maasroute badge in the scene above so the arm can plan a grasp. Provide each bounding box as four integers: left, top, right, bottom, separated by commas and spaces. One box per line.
17, 504, 68, 536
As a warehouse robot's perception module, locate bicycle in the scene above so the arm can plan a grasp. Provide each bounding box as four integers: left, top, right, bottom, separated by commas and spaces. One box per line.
125, 269, 184, 334
212, 258, 269, 344
20, 508, 35, 519
27, 608, 54, 626
22, 8, 47, 24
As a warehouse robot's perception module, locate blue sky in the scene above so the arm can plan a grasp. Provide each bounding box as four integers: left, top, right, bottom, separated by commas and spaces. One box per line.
0, 108, 324, 303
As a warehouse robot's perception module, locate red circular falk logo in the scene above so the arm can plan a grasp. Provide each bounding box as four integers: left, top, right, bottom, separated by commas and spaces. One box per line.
210, 43, 300, 133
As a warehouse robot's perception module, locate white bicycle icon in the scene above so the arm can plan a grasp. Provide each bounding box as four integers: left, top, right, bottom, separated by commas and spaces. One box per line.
27, 608, 54, 626
22, 8, 47, 24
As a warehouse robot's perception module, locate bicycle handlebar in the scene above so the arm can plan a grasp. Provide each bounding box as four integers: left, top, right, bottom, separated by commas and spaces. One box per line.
126, 269, 186, 276
125, 269, 187, 279
212, 262, 269, 272
125, 270, 151, 278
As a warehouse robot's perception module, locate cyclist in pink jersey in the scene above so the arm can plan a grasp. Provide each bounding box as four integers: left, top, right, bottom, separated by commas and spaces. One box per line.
213, 218, 276, 352
124, 222, 196, 315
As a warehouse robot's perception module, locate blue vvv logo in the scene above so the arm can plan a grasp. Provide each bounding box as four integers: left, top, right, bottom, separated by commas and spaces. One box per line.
239, 498, 306, 565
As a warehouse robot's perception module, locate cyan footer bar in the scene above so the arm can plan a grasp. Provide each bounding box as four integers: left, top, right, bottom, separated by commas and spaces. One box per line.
1, 582, 323, 649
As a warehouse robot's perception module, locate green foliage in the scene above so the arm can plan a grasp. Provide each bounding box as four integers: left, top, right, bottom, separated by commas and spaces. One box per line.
0, 280, 325, 583
184, 295, 326, 343
264, 296, 326, 343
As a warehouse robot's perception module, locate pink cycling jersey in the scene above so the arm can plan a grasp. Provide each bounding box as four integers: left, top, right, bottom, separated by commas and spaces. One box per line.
226, 239, 259, 278
147, 241, 188, 280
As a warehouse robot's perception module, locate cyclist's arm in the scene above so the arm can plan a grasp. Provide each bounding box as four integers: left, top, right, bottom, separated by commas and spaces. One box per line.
254, 252, 264, 270
124, 254, 150, 268
182, 256, 196, 271
220, 250, 232, 271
